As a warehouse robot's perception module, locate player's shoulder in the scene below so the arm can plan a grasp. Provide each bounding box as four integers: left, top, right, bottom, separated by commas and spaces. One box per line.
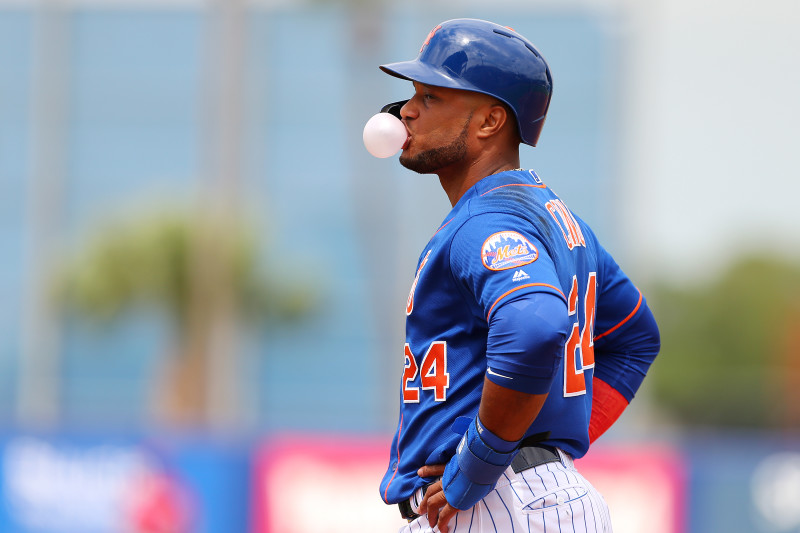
460, 169, 553, 224
449, 177, 549, 256
462, 170, 605, 256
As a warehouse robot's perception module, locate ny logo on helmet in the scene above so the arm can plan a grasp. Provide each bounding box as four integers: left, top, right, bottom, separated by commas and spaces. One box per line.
419, 24, 442, 53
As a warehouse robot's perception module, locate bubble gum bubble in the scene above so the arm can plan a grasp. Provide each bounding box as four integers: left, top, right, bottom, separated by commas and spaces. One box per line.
363, 112, 407, 158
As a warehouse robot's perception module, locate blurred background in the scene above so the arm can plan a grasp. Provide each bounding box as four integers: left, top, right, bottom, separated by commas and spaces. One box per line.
1, 0, 799, 531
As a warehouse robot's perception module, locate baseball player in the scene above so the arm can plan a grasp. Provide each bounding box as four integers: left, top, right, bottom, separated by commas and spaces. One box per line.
376, 19, 661, 533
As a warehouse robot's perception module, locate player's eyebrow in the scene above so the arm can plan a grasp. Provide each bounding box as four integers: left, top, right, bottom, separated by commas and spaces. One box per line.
414, 81, 438, 92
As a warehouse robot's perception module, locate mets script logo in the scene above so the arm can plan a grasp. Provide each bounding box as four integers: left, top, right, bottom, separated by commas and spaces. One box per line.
481, 231, 538, 271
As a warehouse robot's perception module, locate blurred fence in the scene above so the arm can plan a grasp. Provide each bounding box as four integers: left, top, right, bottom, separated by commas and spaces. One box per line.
0, 431, 796, 532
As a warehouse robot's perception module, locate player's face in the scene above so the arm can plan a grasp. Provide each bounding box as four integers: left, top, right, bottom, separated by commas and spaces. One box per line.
398, 83, 477, 175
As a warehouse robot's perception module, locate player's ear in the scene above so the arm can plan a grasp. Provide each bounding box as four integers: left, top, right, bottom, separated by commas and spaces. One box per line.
475, 103, 510, 140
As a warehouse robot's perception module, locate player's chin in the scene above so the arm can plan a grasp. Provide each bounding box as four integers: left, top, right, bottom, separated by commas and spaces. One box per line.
398, 150, 414, 168
399, 149, 448, 175
398, 152, 430, 174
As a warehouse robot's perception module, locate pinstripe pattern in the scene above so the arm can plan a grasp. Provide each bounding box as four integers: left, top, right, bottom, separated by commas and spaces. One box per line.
398, 451, 612, 533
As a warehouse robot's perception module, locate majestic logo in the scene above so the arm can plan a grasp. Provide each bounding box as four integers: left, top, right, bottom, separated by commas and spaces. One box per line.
512, 269, 530, 282
481, 231, 538, 271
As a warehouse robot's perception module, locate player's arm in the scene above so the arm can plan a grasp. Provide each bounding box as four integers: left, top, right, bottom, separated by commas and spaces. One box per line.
478, 379, 548, 441
419, 292, 568, 532
588, 250, 660, 443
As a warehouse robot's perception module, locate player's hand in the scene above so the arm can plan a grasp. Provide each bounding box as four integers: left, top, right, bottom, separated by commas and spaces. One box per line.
417, 464, 458, 533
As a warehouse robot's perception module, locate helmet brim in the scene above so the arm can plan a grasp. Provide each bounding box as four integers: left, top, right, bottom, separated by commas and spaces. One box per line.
380, 60, 481, 94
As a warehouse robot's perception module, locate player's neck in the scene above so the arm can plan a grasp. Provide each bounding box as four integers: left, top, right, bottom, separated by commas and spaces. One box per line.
438, 152, 520, 207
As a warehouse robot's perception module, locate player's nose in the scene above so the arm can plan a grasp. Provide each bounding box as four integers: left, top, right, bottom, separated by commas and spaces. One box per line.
400, 98, 418, 121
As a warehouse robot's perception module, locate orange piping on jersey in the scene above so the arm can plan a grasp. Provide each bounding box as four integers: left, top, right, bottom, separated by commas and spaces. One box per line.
487, 283, 566, 321
432, 218, 453, 238
383, 412, 403, 503
594, 289, 642, 341
480, 183, 546, 196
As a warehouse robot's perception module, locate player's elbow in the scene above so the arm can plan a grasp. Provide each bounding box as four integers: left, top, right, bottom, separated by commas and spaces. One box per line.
639, 301, 661, 358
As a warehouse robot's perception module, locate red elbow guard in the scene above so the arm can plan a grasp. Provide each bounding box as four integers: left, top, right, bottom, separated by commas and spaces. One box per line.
589, 377, 629, 444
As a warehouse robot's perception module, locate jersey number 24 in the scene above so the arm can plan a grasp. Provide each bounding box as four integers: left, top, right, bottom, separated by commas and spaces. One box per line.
402, 342, 449, 403
564, 272, 597, 397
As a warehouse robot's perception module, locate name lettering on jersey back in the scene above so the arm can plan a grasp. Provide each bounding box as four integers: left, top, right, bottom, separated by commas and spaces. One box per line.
406, 250, 432, 316
545, 199, 586, 250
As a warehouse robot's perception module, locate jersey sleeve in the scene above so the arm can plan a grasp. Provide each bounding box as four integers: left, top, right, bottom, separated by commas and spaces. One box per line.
449, 213, 567, 321
484, 291, 570, 394
592, 247, 661, 401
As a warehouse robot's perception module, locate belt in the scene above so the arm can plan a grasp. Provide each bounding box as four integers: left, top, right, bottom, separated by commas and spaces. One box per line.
511, 444, 560, 473
397, 443, 560, 520
398, 484, 429, 521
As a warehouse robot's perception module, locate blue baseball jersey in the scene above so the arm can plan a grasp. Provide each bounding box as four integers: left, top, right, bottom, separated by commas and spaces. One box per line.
380, 169, 653, 505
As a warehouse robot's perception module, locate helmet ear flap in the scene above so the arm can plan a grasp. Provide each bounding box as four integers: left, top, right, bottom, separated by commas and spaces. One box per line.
380, 100, 409, 120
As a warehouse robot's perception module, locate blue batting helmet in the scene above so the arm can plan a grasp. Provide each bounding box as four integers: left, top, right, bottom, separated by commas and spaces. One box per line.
380, 19, 553, 147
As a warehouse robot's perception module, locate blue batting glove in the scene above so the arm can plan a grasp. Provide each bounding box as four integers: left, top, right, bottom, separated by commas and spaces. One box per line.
442, 416, 521, 510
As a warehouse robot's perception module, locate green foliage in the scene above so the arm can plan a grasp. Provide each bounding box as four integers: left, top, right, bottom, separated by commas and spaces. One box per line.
57, 209, 316, 328
649, 255, 800, 428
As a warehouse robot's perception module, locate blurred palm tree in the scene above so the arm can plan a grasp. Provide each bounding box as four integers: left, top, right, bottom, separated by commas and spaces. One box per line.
57, 207, 315, 427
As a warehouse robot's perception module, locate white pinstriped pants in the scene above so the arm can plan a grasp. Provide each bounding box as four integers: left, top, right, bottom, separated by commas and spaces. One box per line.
400, 450, 613, 533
